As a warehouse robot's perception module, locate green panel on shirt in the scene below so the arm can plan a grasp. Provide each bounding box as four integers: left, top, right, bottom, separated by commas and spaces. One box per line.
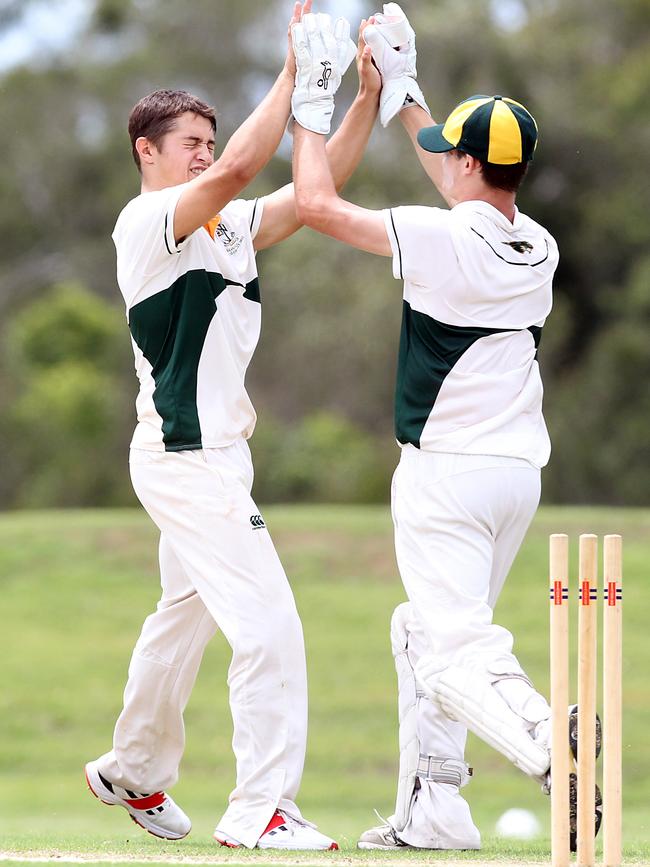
129, 270, 260, 451
395, 301, 540, 449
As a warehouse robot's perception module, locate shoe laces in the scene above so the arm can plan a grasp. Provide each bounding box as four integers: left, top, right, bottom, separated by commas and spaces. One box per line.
373, 808, 392, 827
269, 810, 304, 836
275, 809, 319, 833
371, 808, 405, 845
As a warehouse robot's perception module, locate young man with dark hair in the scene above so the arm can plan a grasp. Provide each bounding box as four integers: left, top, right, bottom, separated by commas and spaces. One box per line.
127, 90, 218, 171
84, 2, 380, 851
290, 5, 567, 852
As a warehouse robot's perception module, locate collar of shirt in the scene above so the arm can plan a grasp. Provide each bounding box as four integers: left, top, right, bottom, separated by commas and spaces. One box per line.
451, 200, 523, 233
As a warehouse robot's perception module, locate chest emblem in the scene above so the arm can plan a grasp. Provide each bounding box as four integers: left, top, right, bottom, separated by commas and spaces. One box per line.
203, 215, 245, 255
502, 240, 534, 254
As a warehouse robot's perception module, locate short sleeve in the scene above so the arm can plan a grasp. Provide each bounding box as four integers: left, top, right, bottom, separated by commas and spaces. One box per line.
383, 205, 458, 287
112, 184, 190, 286
221, 197, 265, 241
250, 198, 264, 240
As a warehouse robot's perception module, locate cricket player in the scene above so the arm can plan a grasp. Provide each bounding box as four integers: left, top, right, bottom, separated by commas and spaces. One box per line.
290, 5, 564, 851
84, 2, 379, 850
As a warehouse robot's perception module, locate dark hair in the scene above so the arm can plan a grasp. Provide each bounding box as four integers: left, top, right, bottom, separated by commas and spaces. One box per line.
452, 149, 529, 193
128, 89, 216, 172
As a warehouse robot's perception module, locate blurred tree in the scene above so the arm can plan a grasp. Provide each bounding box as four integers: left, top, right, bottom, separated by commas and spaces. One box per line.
2, 283, 134, 507
8, 281, 124, 369
251, 410, 393, 504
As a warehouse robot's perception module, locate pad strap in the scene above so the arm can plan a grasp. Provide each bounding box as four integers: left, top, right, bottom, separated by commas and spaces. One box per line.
417, 755, 473, 788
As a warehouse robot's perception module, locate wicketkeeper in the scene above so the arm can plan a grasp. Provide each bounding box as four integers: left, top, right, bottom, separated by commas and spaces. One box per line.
290, 4, 563, 851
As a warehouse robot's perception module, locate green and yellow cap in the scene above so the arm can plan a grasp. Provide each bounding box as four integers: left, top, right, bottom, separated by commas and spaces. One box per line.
417, 95, 538, 165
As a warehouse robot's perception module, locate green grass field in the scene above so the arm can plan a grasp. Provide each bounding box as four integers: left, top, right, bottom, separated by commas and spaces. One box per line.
1, 505, 649, 865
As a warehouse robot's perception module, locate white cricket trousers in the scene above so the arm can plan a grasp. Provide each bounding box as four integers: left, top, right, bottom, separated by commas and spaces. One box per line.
96, 439, 308, 848
391, 447, 548, 847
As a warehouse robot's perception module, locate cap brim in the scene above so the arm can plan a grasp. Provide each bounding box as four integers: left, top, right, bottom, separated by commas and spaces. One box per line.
417, 124, 455, 154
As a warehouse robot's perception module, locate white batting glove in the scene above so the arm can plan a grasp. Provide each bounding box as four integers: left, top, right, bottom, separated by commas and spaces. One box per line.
291, 13, 357, 135
363, 3, 430, 127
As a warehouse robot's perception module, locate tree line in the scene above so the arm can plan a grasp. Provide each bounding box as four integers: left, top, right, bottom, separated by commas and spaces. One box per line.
0, 0, 648, 507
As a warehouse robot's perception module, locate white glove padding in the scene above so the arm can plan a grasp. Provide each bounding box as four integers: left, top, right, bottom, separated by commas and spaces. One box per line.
291, 13, 357, 135
364, 3, 430, 127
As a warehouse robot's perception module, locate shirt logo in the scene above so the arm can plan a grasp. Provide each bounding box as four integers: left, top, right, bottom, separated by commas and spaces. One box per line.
215, 220, 244, 255
250, 514, 266, 530
502, 240, 534, 254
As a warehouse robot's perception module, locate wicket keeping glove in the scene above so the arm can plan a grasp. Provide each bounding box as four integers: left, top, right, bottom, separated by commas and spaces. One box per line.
291, 13, 357, 135
363, 3, 430, 127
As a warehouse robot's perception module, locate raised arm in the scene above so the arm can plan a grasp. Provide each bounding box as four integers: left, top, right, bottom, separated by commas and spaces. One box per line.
289, 16, 398, 256
326, 21, 382, 190
292, 117, 391, 256
362, 4, 454, 206
254, 19, 381, 251
171, 1, 309, 243
399, 104, 452, 204
290, 25, 390, 257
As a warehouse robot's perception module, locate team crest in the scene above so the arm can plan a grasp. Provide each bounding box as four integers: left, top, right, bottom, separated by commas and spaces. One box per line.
215, 220, 244, 255
502, 240, 534, 254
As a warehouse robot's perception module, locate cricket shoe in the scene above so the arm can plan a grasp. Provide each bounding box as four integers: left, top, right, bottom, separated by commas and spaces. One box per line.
357, 823, 412, 850
568, 771, 603, 853
540, 703, 602, 789
84, 760, 191, 840
568, 703, 602, 761
542, 705, 603, 853
214, 809, 339, 850
568, 704, 603, 852
358, 821, 480, 851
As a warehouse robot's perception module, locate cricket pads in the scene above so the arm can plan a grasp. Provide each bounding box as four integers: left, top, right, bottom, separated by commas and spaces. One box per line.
416, 660, 551, 778
390, 603, 421, 829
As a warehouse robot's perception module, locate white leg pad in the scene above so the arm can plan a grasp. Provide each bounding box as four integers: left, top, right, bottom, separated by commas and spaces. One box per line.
390, 603, 421, 830
415, 660, 550, 779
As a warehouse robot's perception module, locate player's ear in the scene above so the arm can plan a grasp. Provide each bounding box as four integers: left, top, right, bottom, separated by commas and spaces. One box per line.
466, 154, 481, 175
136, 136, 156, 166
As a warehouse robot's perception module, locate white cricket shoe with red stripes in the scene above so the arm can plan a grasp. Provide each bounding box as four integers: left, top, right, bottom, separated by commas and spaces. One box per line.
84, 760, 191, 840
214, 809, 339, 850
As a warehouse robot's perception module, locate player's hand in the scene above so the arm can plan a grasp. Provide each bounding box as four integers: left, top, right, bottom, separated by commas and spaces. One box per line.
364, 2, 414, 63
284, 0, 313, 80
357, 18, 382, 97
363, 3, 430, 126
290, 12, 357, 134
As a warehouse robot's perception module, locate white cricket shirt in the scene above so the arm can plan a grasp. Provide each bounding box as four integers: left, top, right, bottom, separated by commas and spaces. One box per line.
383, 200, 559, 468
113, 184, 264, 451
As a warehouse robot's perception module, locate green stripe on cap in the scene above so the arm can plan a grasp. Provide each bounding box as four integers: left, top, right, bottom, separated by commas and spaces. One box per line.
441, 96, 493, 148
